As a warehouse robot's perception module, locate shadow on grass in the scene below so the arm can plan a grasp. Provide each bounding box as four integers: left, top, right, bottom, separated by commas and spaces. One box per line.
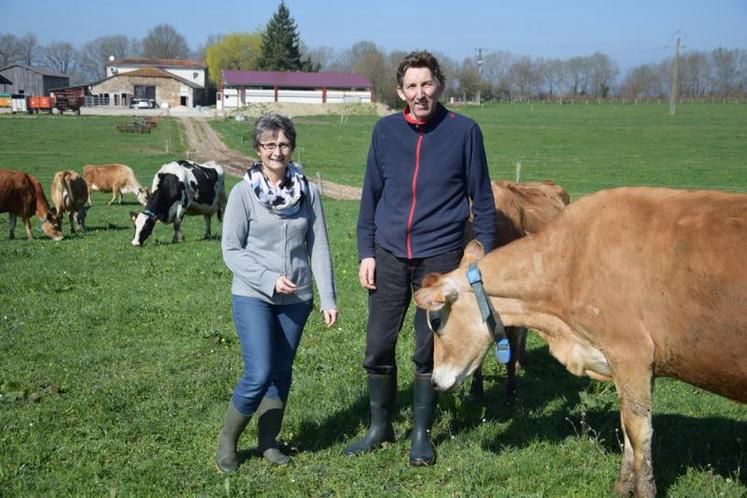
290, 343, 745, 495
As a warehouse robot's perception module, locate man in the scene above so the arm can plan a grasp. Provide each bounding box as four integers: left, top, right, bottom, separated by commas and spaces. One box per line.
344, 51, 496, 466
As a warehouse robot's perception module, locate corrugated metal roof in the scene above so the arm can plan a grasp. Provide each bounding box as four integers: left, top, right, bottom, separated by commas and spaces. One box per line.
109, 58, 205, 68
0, 64, 68, 78
222, 70, 373, 89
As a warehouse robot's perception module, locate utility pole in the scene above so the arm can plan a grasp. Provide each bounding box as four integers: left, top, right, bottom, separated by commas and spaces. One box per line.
669, 31, 681, 115
475, 48, 487, 105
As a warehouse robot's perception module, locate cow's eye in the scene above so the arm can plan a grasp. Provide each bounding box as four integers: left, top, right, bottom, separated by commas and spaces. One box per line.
426, 309, 445, 335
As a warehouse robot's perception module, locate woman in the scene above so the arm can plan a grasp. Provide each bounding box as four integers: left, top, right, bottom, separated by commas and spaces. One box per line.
217, 113, 338, 472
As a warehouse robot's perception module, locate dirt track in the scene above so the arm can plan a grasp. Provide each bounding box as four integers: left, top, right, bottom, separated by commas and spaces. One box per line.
179, 117, 362, 200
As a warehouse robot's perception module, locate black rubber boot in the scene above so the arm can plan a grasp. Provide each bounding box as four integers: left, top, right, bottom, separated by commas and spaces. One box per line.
343, 373, 396, 456
409, 373, 437, 466
256, 397, 290, 465
215, 402, 251, 473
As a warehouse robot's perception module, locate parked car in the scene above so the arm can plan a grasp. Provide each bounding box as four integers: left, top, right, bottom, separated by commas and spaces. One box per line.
131, 98, 156, 109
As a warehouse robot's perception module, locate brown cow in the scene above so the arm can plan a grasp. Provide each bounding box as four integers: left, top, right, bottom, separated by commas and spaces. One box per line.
51, 170, 90, 233
83, 164, 149, 206
414, 187, 747, 498
468, 179, 570, 404
0, 168, 63, 240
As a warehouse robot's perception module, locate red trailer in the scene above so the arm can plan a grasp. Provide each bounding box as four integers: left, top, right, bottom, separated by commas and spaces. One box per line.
28, 96, 54, 113
51, 86, 87, 114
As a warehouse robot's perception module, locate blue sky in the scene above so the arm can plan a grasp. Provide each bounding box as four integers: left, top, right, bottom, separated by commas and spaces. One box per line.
1, 0, 745, 70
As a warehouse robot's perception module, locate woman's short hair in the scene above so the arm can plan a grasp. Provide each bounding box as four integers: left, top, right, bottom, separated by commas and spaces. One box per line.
396, 50, 446, 88
252, 113, 296, 150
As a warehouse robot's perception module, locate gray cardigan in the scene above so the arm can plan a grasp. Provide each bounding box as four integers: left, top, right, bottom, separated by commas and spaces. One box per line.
222, 178, 337, 311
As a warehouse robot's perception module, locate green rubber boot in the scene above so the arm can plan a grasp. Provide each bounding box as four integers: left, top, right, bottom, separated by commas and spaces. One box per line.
257, 397, 290, 465
343, 373, 396, 456
215, 402, 251, 473
410, 373, 438, 466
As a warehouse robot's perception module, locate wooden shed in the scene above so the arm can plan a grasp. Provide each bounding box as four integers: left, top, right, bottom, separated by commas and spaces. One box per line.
0, 64, 69, 96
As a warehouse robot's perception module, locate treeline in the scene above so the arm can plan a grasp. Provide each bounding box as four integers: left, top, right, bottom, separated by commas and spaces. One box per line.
2, 3, 745, 106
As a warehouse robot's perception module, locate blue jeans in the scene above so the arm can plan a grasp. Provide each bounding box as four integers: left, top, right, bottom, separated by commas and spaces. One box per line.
230, 295, 313, 416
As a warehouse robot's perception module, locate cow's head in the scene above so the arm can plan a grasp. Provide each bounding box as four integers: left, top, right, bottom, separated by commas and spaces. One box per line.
41, 208, 64, 241
413, 241, 494, 391
130, 210, 155, 246
136, 187, 150, 206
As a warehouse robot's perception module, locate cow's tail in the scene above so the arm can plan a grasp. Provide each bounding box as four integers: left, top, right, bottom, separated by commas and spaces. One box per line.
61, 172, 75, 211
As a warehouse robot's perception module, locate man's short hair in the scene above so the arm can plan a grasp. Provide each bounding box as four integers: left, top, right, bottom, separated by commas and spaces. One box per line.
396, 50, 446, 88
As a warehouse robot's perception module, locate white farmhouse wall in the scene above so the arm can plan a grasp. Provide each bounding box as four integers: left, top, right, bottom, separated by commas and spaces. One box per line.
108, 66, 205, 86
220, 87, 372, 109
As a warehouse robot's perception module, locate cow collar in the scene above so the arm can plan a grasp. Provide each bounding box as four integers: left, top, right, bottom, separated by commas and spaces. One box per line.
466, 263, 507, 342
143, 209, 157, 220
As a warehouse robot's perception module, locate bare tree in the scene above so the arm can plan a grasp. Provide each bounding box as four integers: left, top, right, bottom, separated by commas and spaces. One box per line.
77, 35, 138, 82
142, 24, 190, 59
620, 64, 666, 98
17, 32, 40, 65
588, 52, 618, 97
509, 56, 541, 99
0, 33, 22, 66
304, 46, 337, 71
44, 42, 77, 74
710, 47, 742, 97
680, 51, 711, 97
537, 57, 566, 97
566, 56, 591, 95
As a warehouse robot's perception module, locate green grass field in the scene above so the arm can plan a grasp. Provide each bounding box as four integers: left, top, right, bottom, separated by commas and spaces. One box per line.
1, 106, 746, 497
213, 102, 747, 196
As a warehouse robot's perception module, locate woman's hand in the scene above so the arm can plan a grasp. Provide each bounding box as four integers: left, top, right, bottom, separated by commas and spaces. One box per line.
275, 275, 297, 294
322, 309, 338, 327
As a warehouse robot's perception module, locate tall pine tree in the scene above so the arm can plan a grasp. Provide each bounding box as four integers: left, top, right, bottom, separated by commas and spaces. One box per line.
257, 2, 317, 71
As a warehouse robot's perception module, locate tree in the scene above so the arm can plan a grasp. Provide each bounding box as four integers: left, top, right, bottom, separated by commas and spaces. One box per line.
257, 2, 316, 71
205, 32, 263, 83
44, 42, 77, 74
17, 32, 40, 65
142, 24, 190, 59
77, 35, 139, 82
0, 33, 22, 66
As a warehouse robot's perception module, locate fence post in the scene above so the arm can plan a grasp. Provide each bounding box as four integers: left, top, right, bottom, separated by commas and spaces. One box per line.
515, 161, 522, 183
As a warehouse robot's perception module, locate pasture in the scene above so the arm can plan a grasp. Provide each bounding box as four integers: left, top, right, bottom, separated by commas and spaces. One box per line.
1, 105, 746, 497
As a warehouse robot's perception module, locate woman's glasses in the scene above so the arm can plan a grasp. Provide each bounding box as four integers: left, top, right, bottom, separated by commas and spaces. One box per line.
259, 142, 292, 152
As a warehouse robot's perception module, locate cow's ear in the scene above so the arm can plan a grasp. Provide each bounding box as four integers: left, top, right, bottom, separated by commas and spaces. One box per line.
460, 240, 485, 268
129, 211, 138, 223
414, 275, 458, 311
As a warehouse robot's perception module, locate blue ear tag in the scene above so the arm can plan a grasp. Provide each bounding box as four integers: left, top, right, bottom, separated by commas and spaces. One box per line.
495, 338, 511, 364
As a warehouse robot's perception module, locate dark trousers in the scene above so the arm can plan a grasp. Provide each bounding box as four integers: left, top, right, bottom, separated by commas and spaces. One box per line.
363, 244, 463, 376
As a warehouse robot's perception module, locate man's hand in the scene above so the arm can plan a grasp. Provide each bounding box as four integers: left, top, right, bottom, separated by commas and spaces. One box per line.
359, 257, 376, 290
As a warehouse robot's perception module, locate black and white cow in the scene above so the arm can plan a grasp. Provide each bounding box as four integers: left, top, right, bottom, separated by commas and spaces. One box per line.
130, 160, 227, 246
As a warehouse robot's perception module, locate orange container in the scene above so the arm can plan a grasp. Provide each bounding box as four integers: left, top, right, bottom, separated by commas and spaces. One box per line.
29, 96, 53, 109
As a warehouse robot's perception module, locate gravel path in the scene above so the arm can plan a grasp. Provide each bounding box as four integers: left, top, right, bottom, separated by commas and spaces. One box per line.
179, 117, 362, 200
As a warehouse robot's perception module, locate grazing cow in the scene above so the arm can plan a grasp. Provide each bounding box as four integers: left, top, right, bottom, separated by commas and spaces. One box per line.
468, 179, 570, 404
0, 168, 63, 240
51, 170, 90, 233
82, 163, 149, 206
130, 160, 227, 246
414, 187, 747, 498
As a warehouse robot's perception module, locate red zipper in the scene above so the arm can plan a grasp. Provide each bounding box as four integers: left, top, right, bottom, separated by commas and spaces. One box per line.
406, 131, 424, 259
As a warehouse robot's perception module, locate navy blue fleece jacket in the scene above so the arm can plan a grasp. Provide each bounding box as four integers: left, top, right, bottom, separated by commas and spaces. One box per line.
357, 104, 497, 260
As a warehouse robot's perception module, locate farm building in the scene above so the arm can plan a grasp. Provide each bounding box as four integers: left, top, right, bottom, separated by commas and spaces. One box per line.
106, 58, 207, 88
0, 74, 12, 92
218, 70, 372, 110
0, 64, 69, 96
90, 67, 205, 108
